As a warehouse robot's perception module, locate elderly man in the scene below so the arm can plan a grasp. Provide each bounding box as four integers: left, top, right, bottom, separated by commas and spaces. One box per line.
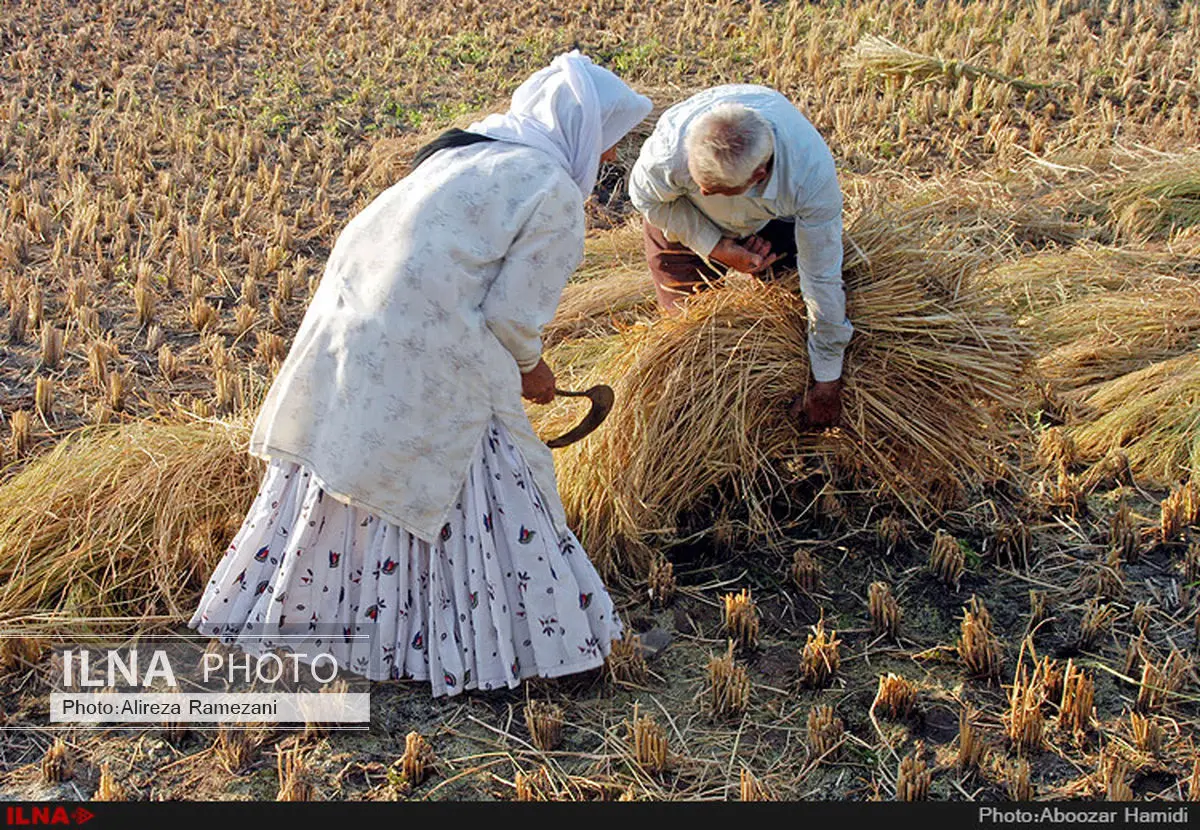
629, 84, 852, 428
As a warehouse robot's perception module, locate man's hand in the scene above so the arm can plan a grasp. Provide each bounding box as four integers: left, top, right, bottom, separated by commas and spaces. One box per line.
710, 237, 782, 275
521, 358, 556, 405
789, 378, 844, 430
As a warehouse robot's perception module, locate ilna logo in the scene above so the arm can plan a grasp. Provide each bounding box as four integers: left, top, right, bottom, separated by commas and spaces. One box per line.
4, 806, 95, 825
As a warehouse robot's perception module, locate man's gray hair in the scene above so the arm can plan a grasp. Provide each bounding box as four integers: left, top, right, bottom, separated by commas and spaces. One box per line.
684, 103, 774, 189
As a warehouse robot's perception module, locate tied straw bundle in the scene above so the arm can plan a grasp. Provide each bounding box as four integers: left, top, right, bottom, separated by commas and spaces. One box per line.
843, 34, 1059, 93
533, 211, 1031, 578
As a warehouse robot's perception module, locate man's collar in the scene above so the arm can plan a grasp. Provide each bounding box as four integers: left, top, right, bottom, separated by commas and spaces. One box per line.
756, 148, 779, 200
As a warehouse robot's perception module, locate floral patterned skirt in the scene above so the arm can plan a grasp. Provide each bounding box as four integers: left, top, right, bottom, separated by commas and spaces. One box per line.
188, 417, 622, 697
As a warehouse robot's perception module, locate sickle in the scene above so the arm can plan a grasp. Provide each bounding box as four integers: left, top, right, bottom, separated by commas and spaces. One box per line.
544, 385, 615, 449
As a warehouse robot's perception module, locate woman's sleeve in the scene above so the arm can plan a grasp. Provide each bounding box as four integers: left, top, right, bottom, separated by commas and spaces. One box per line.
481, 175, 586, 372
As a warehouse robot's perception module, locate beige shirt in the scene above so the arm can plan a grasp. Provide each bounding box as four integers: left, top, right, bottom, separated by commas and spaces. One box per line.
629, 85, 853, 382
249, 142, 585, 542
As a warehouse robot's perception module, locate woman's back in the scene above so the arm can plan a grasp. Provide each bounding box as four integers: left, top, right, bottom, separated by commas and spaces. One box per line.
249, 141, 585, 541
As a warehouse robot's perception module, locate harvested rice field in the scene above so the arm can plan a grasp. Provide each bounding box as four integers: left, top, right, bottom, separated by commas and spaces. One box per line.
2, 0, 1200, 805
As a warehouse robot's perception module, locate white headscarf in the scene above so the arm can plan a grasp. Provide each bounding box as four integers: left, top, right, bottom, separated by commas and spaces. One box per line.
467, 50, 652, 196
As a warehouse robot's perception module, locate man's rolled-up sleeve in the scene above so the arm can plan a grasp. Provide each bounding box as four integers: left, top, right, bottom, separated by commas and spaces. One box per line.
794, 197, 853, 383
629, 151, 723, 258
481, 179, 585, 373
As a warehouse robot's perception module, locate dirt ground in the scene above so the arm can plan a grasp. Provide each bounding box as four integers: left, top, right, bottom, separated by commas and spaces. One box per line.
1, 479, 1196, 801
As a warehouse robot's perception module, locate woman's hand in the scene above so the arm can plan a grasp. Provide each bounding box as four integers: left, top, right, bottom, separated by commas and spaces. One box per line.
521, 358, 556, 404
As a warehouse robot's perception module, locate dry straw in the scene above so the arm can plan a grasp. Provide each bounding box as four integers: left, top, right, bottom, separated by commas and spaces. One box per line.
806, 704, 844, 760
706, 640, 752, 719
874, 672, 918, 720
956, 707, 987, 773
1161, 480, 1200, 543
791, 545, 822, 593
844, 34, 1056, 93
94, 762, 127, 801
1110, 502, 1139, 562
34, 377, 54, 422
1065, 352, 1200, 487
868, 581, 901, 641
0, 636, 45, 674
9, 410, 33, 459
214, 724, 262, 774
1131, 601, 1152, 632
876, 514, 908, 552
959, 595, 1002, 681
799, 613, 841, 689
86, 340, 109, 387
513, 767, 555, 802
0, 417, 260, 626
191, 297, 219, 332
1005, 661, 1046, 755
739, 768, 774, 801
989, 520, 1032, 570
1006, 758, 1033, 801
1036, 427, 1077, 470
1103, 149, 1200, 241
646, 554, 676, 607
1033, 284, 1200, 392
1135, 648, 1189, 713
929, 530, 965, 590
721, 587, 759, 651
40, 737, 74, 783
1102, 753, 1134, 802
1129, 712, 1164, 755
1084, 548, 1125, 601
159, 684, 189, 744
1027, 590, 1047, 631
394, 731, 435, 791
626, 704, 668, 775
1057, 659, 1095, 736
537, 211, 1028, 576
895, 746, 931, 801
524, 699, 564, 752
543, 265, 657, 349
235, 304, 257, 337
606, 630, 649, 686
39, 324, 63, 369
1184, 539, 1200, 586
1075, 599, 1117, 651
301, 677, 349, 741
276, 743, 316, 801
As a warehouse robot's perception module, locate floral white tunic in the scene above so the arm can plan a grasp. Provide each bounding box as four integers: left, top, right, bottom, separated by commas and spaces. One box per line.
249, 141, 586, 543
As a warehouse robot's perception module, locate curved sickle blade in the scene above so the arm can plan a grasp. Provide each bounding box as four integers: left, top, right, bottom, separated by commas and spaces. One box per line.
545, 385, 615, 449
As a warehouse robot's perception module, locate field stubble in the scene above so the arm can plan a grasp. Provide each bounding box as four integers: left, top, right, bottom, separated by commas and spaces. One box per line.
1, 0, 1199, 804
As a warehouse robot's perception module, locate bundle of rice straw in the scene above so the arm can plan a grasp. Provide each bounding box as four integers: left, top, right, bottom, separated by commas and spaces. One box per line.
843, 34, 1057, 93
974, 242, 1193, 319
1033, 284, 1200, 390
533, 212, 1031, 577
0, 417, 260, 631
1065, 351, 1200, 485
1103, 149, 1200, 241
